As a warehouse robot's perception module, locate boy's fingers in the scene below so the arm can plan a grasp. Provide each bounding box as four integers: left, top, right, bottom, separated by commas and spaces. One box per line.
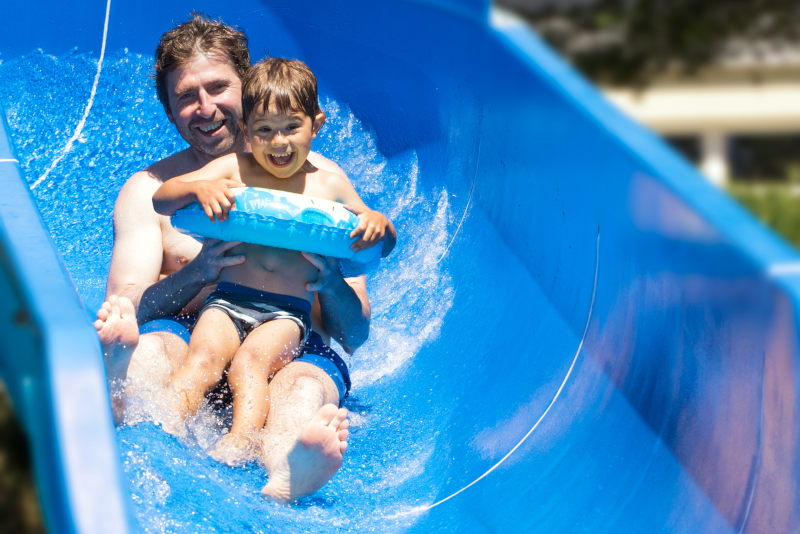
349, 226, 365, 239
344, 204, 366, 215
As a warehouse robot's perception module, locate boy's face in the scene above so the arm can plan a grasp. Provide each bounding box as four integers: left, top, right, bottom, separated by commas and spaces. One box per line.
243, 103, 325, 179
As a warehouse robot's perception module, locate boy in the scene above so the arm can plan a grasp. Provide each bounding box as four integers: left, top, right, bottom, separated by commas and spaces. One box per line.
152, 57, 396, 465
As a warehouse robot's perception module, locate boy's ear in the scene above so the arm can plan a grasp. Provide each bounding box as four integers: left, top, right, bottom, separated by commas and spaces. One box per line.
311, 112, 326, 138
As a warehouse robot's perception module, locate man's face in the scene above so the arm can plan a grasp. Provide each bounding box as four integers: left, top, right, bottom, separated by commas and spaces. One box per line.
165, 51, 245, 161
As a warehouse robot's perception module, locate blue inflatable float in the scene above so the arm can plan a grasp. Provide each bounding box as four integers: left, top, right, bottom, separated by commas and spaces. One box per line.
172, 187, 383, 276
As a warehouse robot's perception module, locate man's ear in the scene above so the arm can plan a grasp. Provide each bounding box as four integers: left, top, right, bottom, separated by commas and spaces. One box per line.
311, 112, 326, 138
165, 108, 175, 125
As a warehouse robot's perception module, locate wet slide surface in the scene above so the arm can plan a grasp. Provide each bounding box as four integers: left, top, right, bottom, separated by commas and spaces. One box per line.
1, 1, 799, 532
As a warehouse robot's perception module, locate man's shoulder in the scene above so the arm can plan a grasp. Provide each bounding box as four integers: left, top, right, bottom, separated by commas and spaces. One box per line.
142, 149, 198, 183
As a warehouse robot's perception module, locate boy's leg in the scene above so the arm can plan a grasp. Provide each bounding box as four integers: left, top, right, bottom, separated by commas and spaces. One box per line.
210, 319, 301, 466
259, 361, 349, 502
163, 309, 240, 431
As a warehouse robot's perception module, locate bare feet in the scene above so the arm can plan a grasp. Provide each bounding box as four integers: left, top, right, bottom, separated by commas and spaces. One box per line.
94, 295, 139, 385
209, 431, 258, 466
261, 404, 349, 503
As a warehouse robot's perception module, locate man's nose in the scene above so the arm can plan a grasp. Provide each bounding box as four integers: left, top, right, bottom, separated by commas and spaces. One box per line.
196, 90, 215, 118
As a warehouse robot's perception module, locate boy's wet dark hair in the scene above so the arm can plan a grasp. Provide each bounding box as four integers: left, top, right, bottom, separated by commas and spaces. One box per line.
242, 57, 322, 124
152, 12, 250, 114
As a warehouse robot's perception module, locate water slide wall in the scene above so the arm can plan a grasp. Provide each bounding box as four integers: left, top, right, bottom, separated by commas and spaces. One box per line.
1, 0, 799, 532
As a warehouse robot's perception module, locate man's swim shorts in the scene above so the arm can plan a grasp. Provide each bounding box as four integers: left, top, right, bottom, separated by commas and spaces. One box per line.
138, 284, 351, 402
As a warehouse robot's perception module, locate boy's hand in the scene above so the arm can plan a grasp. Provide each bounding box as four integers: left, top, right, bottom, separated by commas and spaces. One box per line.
193, 179, 240, 222
344, 205, 395, 256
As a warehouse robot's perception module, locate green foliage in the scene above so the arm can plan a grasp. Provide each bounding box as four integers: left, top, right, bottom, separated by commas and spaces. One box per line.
728, 183, 800, 249
499, 0, 800, 85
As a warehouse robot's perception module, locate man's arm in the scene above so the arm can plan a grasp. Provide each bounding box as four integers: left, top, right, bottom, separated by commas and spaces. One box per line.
106, 171, 244, 325
304, 253, 370, 354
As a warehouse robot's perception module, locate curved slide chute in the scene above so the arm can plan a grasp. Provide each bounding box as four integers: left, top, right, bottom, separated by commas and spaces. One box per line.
0, 1, 799, 532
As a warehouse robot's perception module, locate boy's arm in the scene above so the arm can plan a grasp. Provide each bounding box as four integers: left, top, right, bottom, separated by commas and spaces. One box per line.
330, 176, 398, 257
152, 155, 241, 221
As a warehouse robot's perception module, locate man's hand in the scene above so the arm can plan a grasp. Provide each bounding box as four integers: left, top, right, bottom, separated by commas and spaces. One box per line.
193, 179, 240, 222
190, 238, 246, 283
344, 205, 397, 257
302, 252, 342, 293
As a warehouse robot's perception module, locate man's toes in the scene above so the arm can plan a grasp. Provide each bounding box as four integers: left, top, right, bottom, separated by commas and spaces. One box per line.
339, 440, 348, 454
109, 296, 121, 316
315, 404, 339, 424
119, 297, 136, 317
338, 428, 349, 441
328, 408, 348, 430
337, 419, 350, 431
94, 319, 104, 332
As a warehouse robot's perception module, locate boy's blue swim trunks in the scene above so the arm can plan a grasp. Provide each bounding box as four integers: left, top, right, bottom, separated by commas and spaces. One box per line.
138, 286, 351, 403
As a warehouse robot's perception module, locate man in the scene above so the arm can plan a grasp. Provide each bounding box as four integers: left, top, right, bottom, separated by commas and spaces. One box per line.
93, 13, 370, 502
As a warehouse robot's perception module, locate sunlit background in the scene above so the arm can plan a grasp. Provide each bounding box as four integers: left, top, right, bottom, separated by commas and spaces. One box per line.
3, 1, 799, 531
497, 0, 800, 247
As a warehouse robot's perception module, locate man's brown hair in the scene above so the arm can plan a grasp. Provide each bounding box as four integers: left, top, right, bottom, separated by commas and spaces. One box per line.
241, 57, 322, 124
152, 12, 250, 114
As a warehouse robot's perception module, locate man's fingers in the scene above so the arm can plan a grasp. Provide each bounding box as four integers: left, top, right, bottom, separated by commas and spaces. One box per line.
305, 280, 323, 292
300, 251, 327, 270
210, 240, 243, 255
212, 255, 247, 268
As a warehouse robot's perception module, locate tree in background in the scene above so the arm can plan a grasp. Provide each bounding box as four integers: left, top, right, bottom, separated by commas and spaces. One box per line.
496, 0, 800, 85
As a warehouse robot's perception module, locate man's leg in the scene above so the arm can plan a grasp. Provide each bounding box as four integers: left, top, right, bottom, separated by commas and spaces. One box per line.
95, 296, 191, 424
259, 361, 349, 502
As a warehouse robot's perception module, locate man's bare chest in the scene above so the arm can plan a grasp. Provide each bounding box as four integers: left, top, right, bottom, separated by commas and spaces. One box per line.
160, 216, 202, 275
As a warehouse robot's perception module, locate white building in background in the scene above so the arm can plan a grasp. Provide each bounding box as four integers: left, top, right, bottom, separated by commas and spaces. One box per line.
604, 44, 800, 186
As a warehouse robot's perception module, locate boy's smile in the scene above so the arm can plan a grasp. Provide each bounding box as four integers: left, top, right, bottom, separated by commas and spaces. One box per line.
244, 104, 325, 179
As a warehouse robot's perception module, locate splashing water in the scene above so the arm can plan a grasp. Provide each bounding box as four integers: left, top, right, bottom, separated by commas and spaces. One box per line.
1, 51, 454, 532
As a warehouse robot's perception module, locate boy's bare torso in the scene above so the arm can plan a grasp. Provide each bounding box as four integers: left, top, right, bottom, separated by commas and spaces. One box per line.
155, 151, 344, 305
144, 149, 340, 317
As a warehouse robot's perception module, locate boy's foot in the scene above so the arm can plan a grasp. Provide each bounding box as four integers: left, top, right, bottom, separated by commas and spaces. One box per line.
94, 295, 139, 385
209, 431, 258, 466
260, 404, 349, 503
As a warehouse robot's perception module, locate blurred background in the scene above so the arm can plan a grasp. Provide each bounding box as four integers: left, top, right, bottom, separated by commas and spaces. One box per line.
497, 0, 800, 247
2, 1, 799, 532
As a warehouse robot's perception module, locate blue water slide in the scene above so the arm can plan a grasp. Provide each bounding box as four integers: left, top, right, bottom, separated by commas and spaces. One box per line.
1, 0, 799, 532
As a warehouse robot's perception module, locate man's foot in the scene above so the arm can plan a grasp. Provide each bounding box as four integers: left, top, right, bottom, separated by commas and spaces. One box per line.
209, 431, 258, 466
261, 404, 349, 503
94, 296, 139, 385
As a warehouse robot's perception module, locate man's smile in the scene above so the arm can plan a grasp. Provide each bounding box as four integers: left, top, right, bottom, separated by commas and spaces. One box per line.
196, 119, 225, 135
